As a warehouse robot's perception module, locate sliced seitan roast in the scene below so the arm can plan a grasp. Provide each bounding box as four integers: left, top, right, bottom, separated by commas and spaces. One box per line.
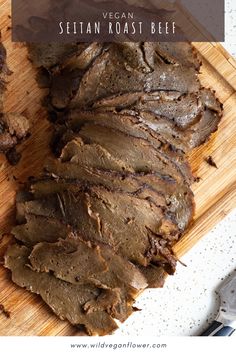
16, 186, 178, 272
62, 110, 193, 176
27, 42, 200, 114
29, 235, 148, 294
58, 136, 136, 173
41, 164, 194, 231
4, 244, 121, 335
91, 88, 223, 151
93, 91, 203, 130
27, 236, 147, 321
146, 42, 200, 69
73, 123, 192, 183
67, 48, 200, 110
117, 42, 200, 71
5, 40, 223, 336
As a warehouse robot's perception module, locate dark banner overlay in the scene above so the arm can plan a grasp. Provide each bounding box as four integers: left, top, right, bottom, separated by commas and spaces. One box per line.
12, 0, 225, 43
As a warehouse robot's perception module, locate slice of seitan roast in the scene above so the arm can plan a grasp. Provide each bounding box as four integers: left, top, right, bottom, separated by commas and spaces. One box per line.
63, 104, 193, 160
93, 91, 203, 130
18, 186, 178, 272
28, 236, 147, 322
12, 214, 72, 246
41, 164, 194, 231
64, 111, 191, 170
54, 135, 192, 186
135, 88, 223, 150
130, 88, 223, 150
62, 110, 193, 181
134, 107, 222, 152
59, 136, 135, 173
188, 108, 223, 148
12, 184, 178, 285
117, 42, 200, 71
29, 235, 148, 295
30, 174, 168, 212
28, 41, 200, 113
66, 110, 170, 145
74, 123, 192, 184
148, 42, 200, 69
12, 194, 167, 289
51, 120, 192, 189
91, 88, 223, 151
28, 42, 200, 72
4, 244, 122, 335
53, 46, 200, 111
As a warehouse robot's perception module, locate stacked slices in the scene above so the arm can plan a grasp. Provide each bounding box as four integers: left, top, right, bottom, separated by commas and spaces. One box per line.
5, 42, 223, 335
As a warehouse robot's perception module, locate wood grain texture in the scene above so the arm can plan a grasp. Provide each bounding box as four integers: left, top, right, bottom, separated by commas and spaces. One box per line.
0, 0, 235, 336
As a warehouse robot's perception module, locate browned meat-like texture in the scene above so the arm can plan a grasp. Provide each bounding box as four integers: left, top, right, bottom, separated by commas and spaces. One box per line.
5, 42, 223, 335
0, 35, 30, 164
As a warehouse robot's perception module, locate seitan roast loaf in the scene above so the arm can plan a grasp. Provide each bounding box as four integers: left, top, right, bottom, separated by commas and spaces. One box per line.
5, 41, 223, 335
0, 36, 30, 164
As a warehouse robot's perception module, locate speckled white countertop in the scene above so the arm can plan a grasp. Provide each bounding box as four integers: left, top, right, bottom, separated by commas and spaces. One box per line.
116, 1, 236, 337
224, 0, 236, 56
117, 210, 236, 336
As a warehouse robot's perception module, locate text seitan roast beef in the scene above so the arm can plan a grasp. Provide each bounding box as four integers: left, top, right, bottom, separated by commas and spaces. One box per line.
5, 40, 223, 335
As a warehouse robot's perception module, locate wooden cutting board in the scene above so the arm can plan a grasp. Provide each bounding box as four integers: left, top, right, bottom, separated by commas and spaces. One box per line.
0, 0, 236, 336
